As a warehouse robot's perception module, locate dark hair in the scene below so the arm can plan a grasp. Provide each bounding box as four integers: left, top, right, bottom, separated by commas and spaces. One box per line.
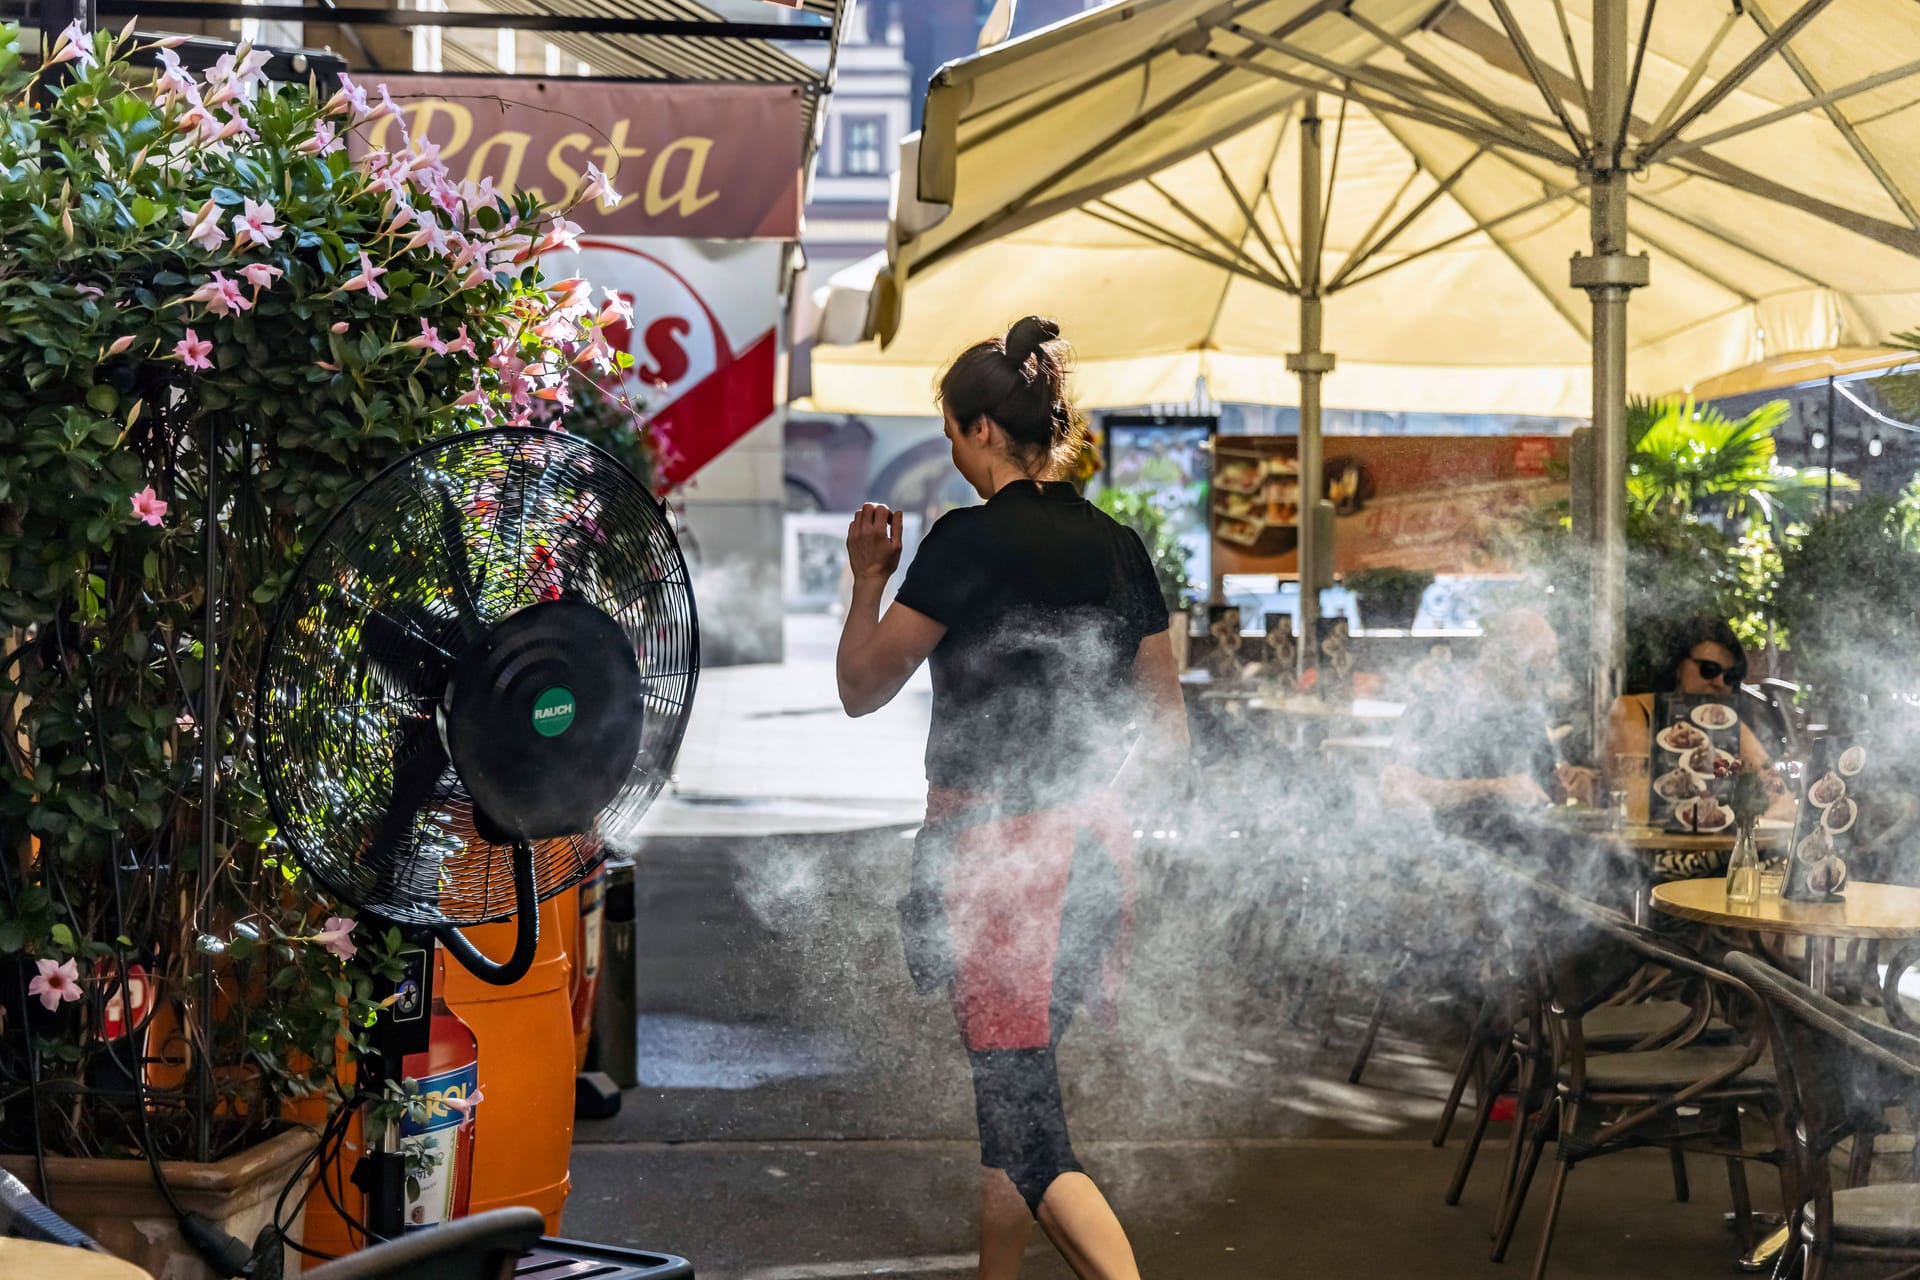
1667, 617, 1747, 687
937, 316, 1083, 476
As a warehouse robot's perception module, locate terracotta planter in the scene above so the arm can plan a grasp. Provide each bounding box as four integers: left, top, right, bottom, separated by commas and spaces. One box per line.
1, 1125, 317, 1280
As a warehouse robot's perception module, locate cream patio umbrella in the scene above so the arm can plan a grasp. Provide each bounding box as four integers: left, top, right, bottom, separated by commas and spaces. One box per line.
810, 0, 1920, 724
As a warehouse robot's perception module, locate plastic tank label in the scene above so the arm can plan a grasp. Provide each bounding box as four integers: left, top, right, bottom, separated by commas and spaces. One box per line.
403, 1062, 477, 1231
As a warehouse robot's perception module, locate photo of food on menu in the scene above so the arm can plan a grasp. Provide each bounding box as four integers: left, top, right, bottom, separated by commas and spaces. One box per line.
1647, 693, 1743, 834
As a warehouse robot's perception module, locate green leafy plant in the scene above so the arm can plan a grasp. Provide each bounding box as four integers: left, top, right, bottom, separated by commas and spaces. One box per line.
1342, 567, 1434, 629
1094, 486, 1193, 611
1627, 394, 1848, 532
0, 22, 655, 1160
1776, 495, 1920, 718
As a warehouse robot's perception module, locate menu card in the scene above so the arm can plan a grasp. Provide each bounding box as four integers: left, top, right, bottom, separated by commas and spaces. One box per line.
1784, 733, 1867, 900
1647, 694, 1742, 834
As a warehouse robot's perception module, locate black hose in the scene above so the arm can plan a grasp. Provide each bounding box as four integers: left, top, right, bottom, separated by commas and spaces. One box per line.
435, 842, 540, 986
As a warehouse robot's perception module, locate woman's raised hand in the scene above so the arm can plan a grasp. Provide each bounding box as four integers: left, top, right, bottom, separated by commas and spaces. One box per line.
846, 503, 903, 581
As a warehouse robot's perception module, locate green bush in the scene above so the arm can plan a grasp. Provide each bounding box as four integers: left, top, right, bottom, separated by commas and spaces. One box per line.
1094, 487, 1193, 611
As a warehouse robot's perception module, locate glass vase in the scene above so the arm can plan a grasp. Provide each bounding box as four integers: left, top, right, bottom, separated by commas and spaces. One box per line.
1725, 820, 1760, 905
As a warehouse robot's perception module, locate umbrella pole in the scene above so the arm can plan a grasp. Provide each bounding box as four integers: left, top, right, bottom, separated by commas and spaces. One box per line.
1572, 0, 1647, 749
1290, 95, 1336, 678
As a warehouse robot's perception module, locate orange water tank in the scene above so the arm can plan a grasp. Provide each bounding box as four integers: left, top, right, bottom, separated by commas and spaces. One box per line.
441, 888, 577, 1232
297, 891, 577, 1262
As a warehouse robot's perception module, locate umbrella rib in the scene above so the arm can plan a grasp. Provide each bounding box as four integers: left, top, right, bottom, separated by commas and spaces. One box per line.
1623, 191, 1830, 289
1328, 144, 1490, 292
1203, 49, 1578, 168
1614, 0, 1660, 165
1145, 176, 1280, 281
1668, 153, 1920, 258
1344, 8, 1572, 151
1484, 0, 1590, 154
1224, 21, 1578, 164
1317, 94, 1349, 285
1263, 183, 1304, 287
1643, 54, 1920, 172
1085, 202, 1288, 293
1330, 161, 1430, 292
1550, 0, 1597, 137
1338, 128, 1590, 342
1641, 7, 1742, 144
1638, 0, 1839, 158
1728, 4, 1920, 229
1207, 146, 1298, 292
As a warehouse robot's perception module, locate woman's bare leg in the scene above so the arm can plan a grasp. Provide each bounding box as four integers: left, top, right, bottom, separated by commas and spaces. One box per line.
978, 1166, 1037, 1280
1036, 1172, 1142, 1280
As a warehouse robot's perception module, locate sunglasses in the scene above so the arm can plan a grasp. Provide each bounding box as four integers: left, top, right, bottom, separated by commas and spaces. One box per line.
1689, 655, 1747, 685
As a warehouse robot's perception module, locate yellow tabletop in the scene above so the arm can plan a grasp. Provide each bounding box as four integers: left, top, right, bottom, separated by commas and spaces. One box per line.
1651, 878, 1920, 939
0, 1240, 153, 1280
1543, 811, 1790, 853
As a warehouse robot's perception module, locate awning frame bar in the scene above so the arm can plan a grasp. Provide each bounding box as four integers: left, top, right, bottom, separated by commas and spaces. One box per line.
1342, 9, 1558, 154
1642, 54, 1920, 167
88, 0, 834, 38
1334, 177, 1582, 296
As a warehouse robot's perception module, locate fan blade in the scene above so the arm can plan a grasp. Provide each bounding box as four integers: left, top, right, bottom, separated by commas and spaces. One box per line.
360, 604, 456, 701
361, 714, 451, 900
434, 483, 485, 628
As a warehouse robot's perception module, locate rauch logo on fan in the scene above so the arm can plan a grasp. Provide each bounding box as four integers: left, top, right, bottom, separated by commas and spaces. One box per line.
532, 687, 576, 737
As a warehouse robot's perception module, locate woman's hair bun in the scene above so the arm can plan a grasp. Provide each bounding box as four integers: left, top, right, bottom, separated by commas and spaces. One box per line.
1005, 315, 1062, 366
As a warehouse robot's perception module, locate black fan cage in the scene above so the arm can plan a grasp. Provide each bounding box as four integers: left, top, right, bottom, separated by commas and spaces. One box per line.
257, 428, 699, 926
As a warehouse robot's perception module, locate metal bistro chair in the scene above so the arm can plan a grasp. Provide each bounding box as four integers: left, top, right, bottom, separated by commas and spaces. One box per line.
1729, 952, 1920, 1280
1486, 877, 1784, 1280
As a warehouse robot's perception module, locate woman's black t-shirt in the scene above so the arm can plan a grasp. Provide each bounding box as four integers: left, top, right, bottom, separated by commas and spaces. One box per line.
893, 480, 1169, 806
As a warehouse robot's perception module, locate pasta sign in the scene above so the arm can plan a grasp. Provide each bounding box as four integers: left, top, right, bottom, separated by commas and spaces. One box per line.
359, 76, 805, 239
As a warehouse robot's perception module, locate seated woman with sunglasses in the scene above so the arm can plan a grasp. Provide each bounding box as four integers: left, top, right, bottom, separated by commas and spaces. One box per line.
1604, 618, 1793, 872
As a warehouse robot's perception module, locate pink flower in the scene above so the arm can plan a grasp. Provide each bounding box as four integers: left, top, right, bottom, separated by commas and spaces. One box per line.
444, 324, 476, 357
546, 277, 591, 312
340, 250, 387, 301
330, 321, 349, 333
211, 113, 259, 145
231, 198, 281, 249
26, 957, 82, 1013
174, 328, 213, 371
47, 21, 95, 71
296, 120, 339, 157
74, 283, 104, 301
181, 198, 226, 252
105, 334, 135, 356
152, 47, 201, 108
174, 104, 224, 145
459, 266, 493, 292
129, 485, 168, 526
205, 46, 272, 107
452, 373, 487, 408
596, 290, 634, 328
322, 73, 369, 121
238, 262, 282, 291
405, 319, 447, 355
530, 218, 583, 258
371, 84, 404, 126
309, 916, 357, 960
384, 202, 416, 236
580, 161, 621, 211
440, 1086, 484, 1117
187, 270, 250, 317
316, 361, 341, 372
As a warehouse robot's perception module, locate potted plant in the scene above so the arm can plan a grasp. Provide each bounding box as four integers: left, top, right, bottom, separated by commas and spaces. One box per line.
0, 23, 652, 1276
1342, 566, 1434, 631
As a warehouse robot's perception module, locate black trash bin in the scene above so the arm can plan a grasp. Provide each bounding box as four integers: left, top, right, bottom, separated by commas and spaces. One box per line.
591, 857, 639, 1090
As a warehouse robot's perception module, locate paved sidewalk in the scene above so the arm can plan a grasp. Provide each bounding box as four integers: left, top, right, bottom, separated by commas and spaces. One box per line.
637, 614, 930, 837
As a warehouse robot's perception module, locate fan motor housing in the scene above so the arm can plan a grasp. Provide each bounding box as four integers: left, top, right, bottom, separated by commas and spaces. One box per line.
444, 598, 646, 843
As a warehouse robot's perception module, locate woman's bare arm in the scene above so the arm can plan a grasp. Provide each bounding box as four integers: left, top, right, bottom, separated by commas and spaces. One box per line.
837, 504, 945, 717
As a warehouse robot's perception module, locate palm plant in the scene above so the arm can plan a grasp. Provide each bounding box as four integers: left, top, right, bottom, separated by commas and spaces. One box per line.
1627, 395, 1850, 532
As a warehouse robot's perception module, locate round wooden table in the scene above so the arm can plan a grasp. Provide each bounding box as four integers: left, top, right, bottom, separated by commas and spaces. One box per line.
1650, 877, 1920, 990
0, 1240, 153, 1280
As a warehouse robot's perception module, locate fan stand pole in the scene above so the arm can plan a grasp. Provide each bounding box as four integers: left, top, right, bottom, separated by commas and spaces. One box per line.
194, 413, 220, 1165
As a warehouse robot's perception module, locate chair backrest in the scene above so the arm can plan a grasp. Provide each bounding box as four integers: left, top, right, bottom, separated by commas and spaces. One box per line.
302, 1207, 545, 1280
1726, 952, 1920, 1175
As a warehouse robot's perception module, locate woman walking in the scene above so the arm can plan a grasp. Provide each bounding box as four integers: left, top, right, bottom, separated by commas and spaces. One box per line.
836, 317, 1188, 1279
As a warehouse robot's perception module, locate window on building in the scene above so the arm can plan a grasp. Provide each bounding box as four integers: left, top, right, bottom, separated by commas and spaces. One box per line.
844, 117, 885, 176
